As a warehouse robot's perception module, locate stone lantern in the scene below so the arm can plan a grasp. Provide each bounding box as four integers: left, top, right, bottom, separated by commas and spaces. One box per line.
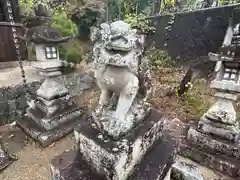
184, 16, 240, 178
17, 26, 85, 147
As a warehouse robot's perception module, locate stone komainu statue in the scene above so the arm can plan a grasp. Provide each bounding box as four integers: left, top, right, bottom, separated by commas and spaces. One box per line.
90, 21, 152, 137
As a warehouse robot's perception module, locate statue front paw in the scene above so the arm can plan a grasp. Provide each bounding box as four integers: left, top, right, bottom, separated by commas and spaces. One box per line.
109, 115, 125, 137
95, 105, 103, 115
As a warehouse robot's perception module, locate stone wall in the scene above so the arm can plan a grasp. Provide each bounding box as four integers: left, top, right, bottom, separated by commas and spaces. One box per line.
0, 72, 95, 125
147, 4, 240, 65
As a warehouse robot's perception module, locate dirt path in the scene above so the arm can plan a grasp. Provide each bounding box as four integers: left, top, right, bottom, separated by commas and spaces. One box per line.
0, 127, 75, 180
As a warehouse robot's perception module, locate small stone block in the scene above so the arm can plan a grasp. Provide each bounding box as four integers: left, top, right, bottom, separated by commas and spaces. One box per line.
171, 161, 204, 180
16, 111, 87, 147
32, 61, 62, 69
50, 134, 177, 180
38, 71, 62, 77
210, 80, 240, 92
214, 92, 238, 101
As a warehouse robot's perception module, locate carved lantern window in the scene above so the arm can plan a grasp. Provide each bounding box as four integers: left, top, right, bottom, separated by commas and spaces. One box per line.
222, 67, 239, 82
45, 46, 58, 59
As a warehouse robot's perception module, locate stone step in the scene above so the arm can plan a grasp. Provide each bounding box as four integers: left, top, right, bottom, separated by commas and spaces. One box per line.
16, 111, 88, 147
171, 160, 204, 180
187, 126, 240, 159
179, 142, 240, 179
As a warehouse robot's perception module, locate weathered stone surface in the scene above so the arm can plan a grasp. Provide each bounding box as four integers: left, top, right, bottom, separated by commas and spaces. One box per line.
0, 143, 15, 171
38, 71, 62, 77
75, 109, 167, 180
211, 80, 240, 93
32, 61, 62, 69
188, 127, 240, 159
171, 161, 205, 180
179, 142, 240, 179
50, 133, 176, 180
92, 102, 151, 139
26, 105, 84, 131
17, 110, 87, 147
198, 118, 240, 142
37, 78, 69, 100
0, 101, 9, 115
203, 98, 237, 125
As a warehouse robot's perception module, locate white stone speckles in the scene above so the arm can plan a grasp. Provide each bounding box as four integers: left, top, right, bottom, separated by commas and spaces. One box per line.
97, 134, 104, 140
112, 148, 119, 152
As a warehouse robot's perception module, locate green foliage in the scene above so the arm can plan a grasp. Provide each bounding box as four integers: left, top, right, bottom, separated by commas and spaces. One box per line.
179, 80, 213, 118
124, 13, 155, 34
68, 1, 105, 39
65, 48, 82, 64
19, 0, 35, 18
19, 0, 81, 64
122, 0, 153, 15
51, 11, 78, 37
59, 40, 83, 64
123, 0, 137, 14
146, 48, 173, 70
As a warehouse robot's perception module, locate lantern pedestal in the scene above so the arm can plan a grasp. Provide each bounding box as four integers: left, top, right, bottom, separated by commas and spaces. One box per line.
17, 61, 86, 147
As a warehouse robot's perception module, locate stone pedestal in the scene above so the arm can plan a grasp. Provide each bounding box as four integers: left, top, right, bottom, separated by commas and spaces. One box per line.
180, 92, 240, 178
50, 109, 177, 180
17, 61, 85, 147
180, 126, 240, 179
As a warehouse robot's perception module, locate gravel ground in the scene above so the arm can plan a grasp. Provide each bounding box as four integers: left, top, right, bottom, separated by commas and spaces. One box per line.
0, 65, 40, 88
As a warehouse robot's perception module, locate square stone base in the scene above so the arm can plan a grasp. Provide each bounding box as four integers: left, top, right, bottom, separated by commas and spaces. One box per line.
92, 102, 151, 139
179, 126, 240, 179
74, 109, 171, 180
17, 108, 87, 147
50, 134, 176, 180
